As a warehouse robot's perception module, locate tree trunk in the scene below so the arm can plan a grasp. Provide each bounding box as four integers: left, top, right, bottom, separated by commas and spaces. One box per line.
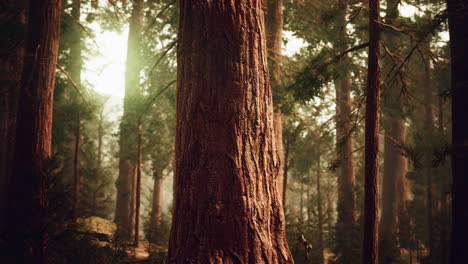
93, 108, 104, 215
283, 135, 291, 209
265, 0, 284, 202
0, 0, 27, 232
281, 133, 291, 210
134, 121, 142, 247
115, 0, 143, 240
72, 115, 81, 221
334, 1, 356, 263
447, 1, 468, 263
422, 66, 436, 264
150, 171, 163, 238
317, 155, 324, 264
167, 1, 293, 263
5, 0, 61, 263
380, 117, 409, 262
362, 0, 381, 263
379, 2, 410, 261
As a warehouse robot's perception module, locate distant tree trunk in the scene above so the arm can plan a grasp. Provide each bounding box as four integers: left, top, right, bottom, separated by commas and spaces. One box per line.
317, 155, 325, 264
422, 61, 436, 264
167, 1, 293, 263
299, 179, 304, 223
134, 121, 142, 247
380, 2, 410, 261
447, 1, 468, 263
115, 0, 143, 240
362, 0, 381, 263
70, 0, 81, 85
0, 0, 27, 231
334, 1, 356, 262
327, 170, 333, 237
72, 115, 81, 221
265, 0, 285, 202
92, 108, 104, 215
150, 170, 163, 240
70, 0, 82, 222
380, 118, 409, 261
283, 135, 291, 209
5, 0, 61, 263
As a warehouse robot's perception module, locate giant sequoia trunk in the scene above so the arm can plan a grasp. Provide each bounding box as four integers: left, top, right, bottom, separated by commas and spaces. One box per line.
115, 0, 143, 240
363, 0, 381, 263
447, 0, 468, 263
265, 0, 285, 202
334, 1, 357, 262
4, 0, 61, 263
380, 2, 410, 260
0, 0, 27, 232
167, 1, 293, 263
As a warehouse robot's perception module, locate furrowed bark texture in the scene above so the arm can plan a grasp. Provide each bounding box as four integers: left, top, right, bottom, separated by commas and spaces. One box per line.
0, 0, 27, 232
447, 0, 468, 263
5, 0, 61, 263
115, 0, 143, 240
334, 1, 357, 262
167, 1, 293, 263
265, 0, 284, 203
363, 0, 381, 263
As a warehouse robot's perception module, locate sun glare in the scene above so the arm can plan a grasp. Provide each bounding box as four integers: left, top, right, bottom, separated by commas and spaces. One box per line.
83, 23, 128, 108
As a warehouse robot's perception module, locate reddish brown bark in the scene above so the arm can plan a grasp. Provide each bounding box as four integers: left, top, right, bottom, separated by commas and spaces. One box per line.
363, 0, 381, 263
115, 0, 143, 240
447, 1, 468, 263
0, 0, 27, 231
167, 1, 293, 263
5, 0, 61, 263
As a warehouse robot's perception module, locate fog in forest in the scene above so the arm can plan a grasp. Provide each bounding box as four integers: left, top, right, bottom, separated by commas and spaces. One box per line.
0, 0, 467, 264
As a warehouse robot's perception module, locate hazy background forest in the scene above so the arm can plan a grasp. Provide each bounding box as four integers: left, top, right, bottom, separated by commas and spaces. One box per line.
0, 0, 466, 264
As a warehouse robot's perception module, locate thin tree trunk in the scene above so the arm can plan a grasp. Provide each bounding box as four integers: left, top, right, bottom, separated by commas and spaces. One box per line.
0, 0, 27, 231
283, 136, 291, 209
93, 108, 104, 216
134, 121, 142, 247
334, 1, 356, 262
6, 0, 61, 263
167, 1, 293, 262
300, 179, 304, 224
447, 2, 468, 263
72, 115, 81, 221
362, 0, 381, 263
423, 77, 435, 264
150, 170, 163, 241
380, 2, 410, 261
317, 155, 324, 264
115, 0, 143, 240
